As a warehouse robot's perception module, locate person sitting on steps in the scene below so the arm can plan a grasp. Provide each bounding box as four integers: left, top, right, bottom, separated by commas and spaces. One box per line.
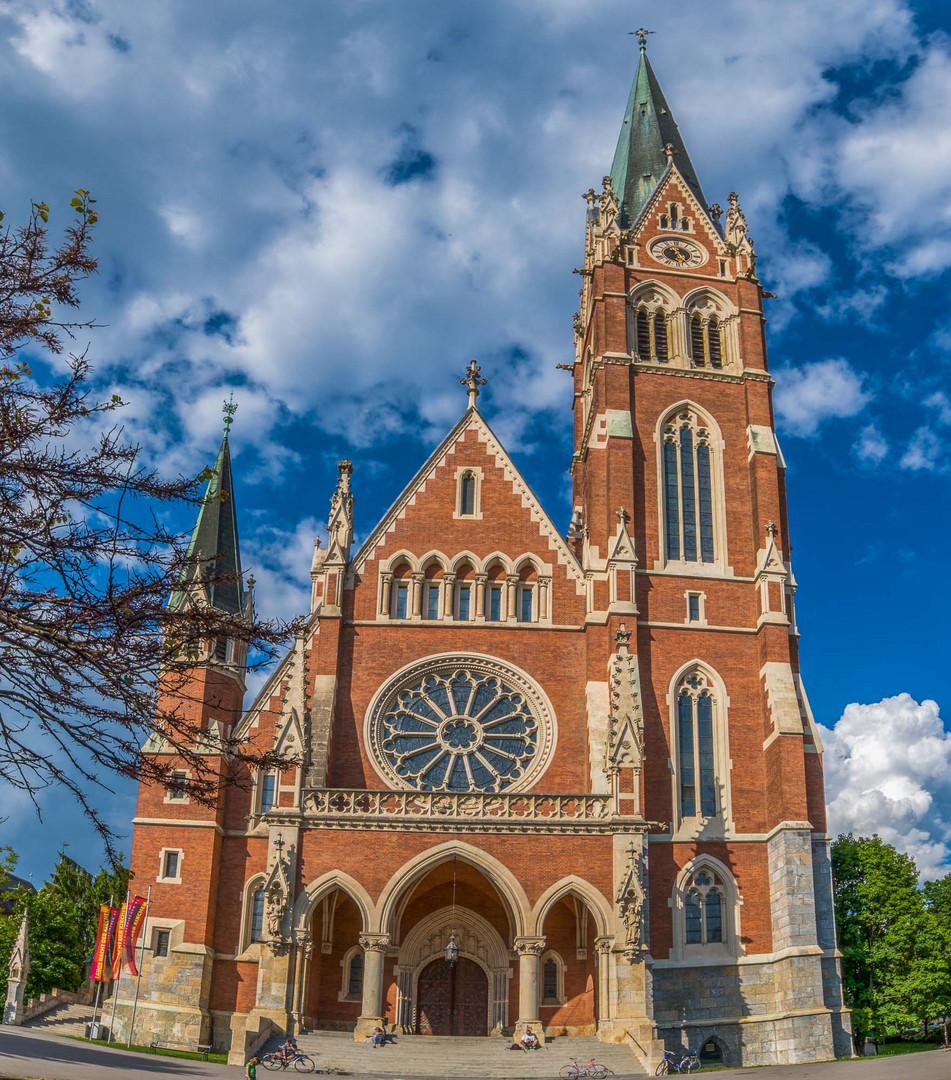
370, 1026, 387, 1047
520, 1027, 540, 1050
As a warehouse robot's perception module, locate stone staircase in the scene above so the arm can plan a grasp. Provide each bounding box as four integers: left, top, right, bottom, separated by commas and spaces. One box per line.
266, 1031, 645, 1077
24, 1001, 96, 1038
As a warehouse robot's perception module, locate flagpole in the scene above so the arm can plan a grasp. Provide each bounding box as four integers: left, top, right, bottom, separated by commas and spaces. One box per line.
107, 890, 128, 1043
89, 894, 112, 1038
127, 886, 151, 1049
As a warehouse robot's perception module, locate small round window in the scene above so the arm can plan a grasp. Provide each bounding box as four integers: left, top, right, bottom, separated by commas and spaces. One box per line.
366, 654, 555, 793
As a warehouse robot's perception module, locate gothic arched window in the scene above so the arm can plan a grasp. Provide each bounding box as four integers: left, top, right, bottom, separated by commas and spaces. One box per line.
633, 306, 669, 363
347, 950, 364, 997
662, 411, 716, 564
460, 472, 476, 516
683, 869, 725, 945
676, 670, 718, 820
688, 311, 726, 368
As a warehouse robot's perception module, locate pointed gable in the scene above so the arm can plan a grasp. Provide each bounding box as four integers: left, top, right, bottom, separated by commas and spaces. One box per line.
348, 410, 585, 612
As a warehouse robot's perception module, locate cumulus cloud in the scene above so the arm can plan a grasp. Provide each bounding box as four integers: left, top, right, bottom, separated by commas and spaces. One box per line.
820, 694, 951, 879
853, 423, 889, 464
900, 425, 942, 471
773, 357, 870, 437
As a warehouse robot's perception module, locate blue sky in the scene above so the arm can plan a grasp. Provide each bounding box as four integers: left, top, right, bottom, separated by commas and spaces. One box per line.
2, 0, 950, 882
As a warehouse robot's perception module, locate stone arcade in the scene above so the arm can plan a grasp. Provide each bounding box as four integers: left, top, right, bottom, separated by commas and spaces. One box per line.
111, 37, 853, 1071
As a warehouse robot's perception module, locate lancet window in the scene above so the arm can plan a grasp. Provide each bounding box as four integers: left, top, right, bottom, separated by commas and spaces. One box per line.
676, 670, 718, 820
688, 313, 724, 369
683, 869, 725, 945
633, 307, 670, 363
663, 410, 716, 564
250, 887, 265, 943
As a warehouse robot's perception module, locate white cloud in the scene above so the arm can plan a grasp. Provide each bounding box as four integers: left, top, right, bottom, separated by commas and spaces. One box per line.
900, 425, 942, 471
773, 357, 870, 437
820, 693, 951, 880
853, 423, 888, 464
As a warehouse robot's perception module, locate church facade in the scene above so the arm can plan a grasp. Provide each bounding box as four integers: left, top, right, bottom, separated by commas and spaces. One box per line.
114, 39, 853, 1071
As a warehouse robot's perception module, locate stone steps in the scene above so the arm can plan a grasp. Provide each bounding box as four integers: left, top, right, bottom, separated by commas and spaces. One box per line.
24, 1002, 96, 1039
265, 1031, 645, 1077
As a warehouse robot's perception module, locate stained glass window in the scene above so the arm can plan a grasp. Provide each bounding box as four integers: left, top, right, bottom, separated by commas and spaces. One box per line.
677, 671, 719, 823
488, 585, 502, 622
663, 412, 716, 565
250, 887, 265, 942
347, 951, 364, 997
678, 691, 696, 818
460, 473, 476, 515
426, 584, 440, 620
543, 958, 558, 1000
374, 661, 542, 793
685, 890, 702, 944
682, 869, 726, 947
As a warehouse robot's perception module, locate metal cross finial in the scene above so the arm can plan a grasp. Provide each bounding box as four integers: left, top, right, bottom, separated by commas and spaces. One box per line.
629, 27, 655, 49
222, 392, 238, 436
460, 359, 487, 409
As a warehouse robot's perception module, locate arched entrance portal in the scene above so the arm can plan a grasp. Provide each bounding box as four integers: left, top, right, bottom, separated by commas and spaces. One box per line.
417, 957, 488, 1036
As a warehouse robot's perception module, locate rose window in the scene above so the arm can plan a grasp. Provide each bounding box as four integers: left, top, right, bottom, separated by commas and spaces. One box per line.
367, 655, 554, 793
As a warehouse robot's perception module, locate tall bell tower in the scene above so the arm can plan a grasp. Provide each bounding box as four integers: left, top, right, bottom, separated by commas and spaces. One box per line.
571, 31, 852, 1061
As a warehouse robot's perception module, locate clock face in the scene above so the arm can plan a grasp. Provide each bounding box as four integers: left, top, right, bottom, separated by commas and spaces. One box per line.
649, 237, 707, 268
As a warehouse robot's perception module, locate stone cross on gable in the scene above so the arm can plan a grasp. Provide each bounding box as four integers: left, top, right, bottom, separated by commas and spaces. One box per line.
461, 359, 487, 409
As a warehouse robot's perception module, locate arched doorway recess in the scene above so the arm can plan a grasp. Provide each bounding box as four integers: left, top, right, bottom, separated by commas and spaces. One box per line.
395, 905, 511, 1033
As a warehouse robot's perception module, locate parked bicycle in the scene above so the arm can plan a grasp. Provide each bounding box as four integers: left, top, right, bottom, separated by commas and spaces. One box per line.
262, 1050, 317, 1073
654, 1048, 700, 1074
559, 1057, 615, 1079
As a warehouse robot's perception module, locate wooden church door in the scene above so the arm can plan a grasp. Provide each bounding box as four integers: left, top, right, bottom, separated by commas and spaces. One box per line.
416, 957, 487, 1036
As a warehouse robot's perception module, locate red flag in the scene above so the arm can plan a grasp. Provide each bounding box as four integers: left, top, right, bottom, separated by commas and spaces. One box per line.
90, 905, 118, 982
122, 895, 147, 976
110, 903, 127, 981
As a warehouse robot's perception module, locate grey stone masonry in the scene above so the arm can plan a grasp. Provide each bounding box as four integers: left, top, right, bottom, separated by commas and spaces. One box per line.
768, 826, 818, 952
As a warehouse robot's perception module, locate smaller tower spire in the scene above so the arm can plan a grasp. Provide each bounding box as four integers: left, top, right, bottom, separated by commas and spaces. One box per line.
222, 392, 237, 436
460, 359, 487, 409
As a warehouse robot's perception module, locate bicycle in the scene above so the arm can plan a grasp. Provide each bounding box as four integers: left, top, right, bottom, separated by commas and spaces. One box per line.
559, 1057, 615, 1079
654, 1048, 700, 1074
262, 1050, 317, 1073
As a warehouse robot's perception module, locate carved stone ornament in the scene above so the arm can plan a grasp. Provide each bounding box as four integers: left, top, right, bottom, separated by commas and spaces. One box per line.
616, 842, 647, 961
262, 834, 293, 953
607, 627, 645, 773
358, 933, 391, 954
513, 936, 546, 957
598, 175, 620, 236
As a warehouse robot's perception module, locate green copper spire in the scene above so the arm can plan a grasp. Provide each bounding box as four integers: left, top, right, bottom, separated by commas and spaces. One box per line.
609, 34, 707, 228
171, 399, 244, 614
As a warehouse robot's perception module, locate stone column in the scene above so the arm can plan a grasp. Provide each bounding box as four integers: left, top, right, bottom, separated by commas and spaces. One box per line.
474, 573, 487, 620
443, 574, 456, 618
539, 577, 551, 620
505, 575, 519, 623
410, 572, 424, 619
354, 933, 390, 1040
380, 573, 392, 617
594, 936, 613, 1031
290, 932, 312, 1029
513, 936, 546, 1044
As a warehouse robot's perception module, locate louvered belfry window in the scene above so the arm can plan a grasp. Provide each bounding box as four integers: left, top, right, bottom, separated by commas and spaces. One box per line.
663, 411, 716, 564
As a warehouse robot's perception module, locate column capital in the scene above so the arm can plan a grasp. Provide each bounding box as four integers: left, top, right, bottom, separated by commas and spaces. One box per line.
513, 936, 546, 957
358, 933, 391, 954
594, 935, 614, 956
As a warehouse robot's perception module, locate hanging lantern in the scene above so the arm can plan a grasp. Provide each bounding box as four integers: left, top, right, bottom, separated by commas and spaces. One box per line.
445, 930, 459, 965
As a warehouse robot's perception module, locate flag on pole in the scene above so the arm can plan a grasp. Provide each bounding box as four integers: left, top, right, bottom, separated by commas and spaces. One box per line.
110, 903, 127, 981
122, 895, 147, 977
91, 905, 120, 982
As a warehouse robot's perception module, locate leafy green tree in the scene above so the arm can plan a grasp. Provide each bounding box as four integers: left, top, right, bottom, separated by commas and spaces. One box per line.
832, 834, 951, 1041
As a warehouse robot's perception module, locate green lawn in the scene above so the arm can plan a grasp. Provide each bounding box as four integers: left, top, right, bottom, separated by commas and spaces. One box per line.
61, 1033, 229, 1064
875, 1041, 942, 1057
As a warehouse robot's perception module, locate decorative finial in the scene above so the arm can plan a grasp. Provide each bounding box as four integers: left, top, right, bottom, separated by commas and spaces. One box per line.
616, 507, 631, 524
662, 142, 678, 163
615, 622, 632, 654
766, 520, 777, 538
460, 359, 487, 409
337, 458, 353, 493
629, 27, 654, 50
274, 831, 285, 853
222, 392, 237, 436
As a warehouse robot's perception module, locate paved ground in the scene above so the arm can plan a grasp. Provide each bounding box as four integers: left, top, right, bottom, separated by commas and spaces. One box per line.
2, 1026, 950, 1080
